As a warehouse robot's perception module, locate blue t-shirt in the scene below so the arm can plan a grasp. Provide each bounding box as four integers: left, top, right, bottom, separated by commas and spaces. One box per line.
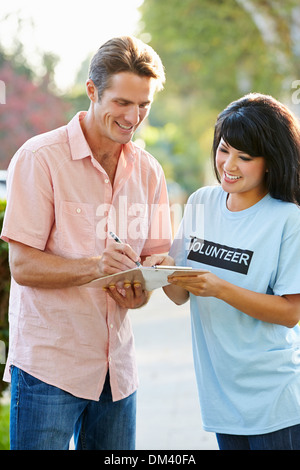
170, 185, 300, 435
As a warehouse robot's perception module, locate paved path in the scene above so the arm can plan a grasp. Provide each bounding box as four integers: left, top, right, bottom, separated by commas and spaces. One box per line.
130, 289, 219, 450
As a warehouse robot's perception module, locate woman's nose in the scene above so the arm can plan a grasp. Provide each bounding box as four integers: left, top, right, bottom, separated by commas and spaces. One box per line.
224, 155, 238, 172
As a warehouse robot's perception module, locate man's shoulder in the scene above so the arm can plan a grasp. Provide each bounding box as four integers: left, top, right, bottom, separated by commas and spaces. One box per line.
130, 141, 164, 174
20, 124, 68, 154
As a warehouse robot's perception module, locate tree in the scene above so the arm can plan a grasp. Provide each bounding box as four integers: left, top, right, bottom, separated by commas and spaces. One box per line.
0, 59, 70, 169
137, 0, 300, 193
236, 0, 300, 91
0, 11, 72, 169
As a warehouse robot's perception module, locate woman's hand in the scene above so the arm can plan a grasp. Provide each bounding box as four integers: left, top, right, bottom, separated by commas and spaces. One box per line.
168, 271, 222, 298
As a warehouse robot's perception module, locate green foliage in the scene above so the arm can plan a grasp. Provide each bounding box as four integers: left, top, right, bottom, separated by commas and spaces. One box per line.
137, 0, 300, 193
0, 404, 9, 450
0, 17, 72, 169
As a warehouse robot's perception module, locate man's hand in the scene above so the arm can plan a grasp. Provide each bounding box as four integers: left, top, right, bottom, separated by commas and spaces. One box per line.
104, 282, 150, 309
143, 253, 175, 267
99, 242, 141, 276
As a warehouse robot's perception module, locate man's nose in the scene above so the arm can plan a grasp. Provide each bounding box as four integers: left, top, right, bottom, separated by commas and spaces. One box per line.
125, 105, 139, 126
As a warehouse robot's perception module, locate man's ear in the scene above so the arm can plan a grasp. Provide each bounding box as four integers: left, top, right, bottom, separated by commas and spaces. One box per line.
86, 79, 98, 103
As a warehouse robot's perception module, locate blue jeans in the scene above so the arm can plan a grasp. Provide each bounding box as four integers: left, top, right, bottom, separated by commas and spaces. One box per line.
10, 366, 136, 450
217, 424, 300, 450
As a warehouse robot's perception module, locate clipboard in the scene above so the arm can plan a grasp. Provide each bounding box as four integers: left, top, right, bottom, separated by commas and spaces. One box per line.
84, 266, 209, 291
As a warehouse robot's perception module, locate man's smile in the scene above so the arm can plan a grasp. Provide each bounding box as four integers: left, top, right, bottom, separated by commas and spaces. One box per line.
115, 121, 133, 131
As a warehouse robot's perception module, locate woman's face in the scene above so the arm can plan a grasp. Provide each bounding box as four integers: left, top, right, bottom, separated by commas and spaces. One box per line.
216, 138, 268, 209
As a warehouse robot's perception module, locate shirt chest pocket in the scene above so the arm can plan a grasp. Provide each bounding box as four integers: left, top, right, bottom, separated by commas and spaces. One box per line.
58, 201, 95, 256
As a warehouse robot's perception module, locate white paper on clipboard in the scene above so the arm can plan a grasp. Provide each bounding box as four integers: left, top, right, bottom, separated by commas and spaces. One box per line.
84, 266, 209, 291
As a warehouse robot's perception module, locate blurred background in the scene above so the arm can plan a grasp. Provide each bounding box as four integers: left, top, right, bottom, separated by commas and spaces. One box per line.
0, 0, 300, 450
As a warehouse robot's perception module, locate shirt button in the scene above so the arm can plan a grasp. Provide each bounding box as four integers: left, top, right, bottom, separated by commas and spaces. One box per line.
76, 208, 81, 214
110, 323, 114, 329
104, 178, 109, 184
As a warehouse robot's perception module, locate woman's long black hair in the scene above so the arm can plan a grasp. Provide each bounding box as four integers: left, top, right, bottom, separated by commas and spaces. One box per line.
212, 93, 300, 205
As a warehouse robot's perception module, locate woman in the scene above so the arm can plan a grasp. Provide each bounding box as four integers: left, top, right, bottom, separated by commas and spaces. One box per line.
146, 93, 300, 450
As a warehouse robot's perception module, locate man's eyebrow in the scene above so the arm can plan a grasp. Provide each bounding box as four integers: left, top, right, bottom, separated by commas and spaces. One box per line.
113, 98, 152, 106
114, 98, 132, 104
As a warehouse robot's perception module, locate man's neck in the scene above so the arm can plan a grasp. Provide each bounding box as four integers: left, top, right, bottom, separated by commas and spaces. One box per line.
80, 110, 122, 184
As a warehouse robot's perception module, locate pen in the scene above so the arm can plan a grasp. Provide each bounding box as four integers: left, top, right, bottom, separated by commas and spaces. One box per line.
109, 231, 142, 267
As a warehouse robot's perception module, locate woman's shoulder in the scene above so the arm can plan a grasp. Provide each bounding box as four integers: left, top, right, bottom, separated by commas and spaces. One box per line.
267, 197, 300, 237
187, 184, 223, 204
269, 197, 300, 218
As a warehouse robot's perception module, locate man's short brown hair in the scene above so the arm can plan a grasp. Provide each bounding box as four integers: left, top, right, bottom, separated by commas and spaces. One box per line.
88, 36, 165, 100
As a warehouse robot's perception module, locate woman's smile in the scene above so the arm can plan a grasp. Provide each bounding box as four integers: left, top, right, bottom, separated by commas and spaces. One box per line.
216, 139, 268, 210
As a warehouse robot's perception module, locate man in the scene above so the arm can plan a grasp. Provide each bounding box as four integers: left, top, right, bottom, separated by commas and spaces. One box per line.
1, 36, 171, 450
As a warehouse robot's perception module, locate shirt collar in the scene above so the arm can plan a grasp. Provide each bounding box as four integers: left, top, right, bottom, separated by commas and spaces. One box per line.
67, 112, 92, 161
67, 111, 137, 164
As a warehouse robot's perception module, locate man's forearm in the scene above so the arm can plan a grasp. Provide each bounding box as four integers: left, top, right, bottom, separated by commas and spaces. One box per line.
9, 241, 101, 289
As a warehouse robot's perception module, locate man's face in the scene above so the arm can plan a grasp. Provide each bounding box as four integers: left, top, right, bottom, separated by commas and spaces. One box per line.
91, 72, 157, 145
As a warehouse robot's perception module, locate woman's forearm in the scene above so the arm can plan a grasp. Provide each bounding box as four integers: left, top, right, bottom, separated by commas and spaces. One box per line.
217, 279, 300, 328
168, 271, 300, 328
